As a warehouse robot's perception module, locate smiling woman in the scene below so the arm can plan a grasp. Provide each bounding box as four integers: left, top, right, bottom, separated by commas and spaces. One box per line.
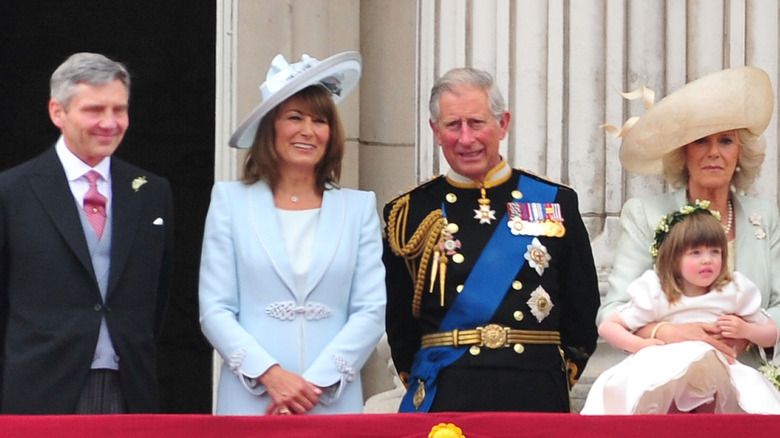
268, 91, 334, 209
273, 96, 330, 178
198, 51, 386, 416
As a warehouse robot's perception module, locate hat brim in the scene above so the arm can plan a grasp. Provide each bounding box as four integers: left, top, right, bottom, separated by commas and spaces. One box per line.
229, 51, 362, 149
619, 66, 774, 175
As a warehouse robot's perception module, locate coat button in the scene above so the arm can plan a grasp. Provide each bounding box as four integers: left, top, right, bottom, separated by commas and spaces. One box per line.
94, 304, 102, 311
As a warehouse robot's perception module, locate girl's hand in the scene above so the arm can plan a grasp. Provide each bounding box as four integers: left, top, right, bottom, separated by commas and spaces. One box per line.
717, 315, 749, 340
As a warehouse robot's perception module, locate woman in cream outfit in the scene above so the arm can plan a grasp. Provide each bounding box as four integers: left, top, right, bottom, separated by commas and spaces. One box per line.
598, 66, 780, 368
199, 52, 386, 415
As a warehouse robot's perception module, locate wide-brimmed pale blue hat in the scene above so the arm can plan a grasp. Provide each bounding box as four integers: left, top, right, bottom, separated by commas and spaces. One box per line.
229, 51, 362, 149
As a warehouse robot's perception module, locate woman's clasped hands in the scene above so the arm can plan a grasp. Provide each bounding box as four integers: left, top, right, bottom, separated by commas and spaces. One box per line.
260, 365, 322, 415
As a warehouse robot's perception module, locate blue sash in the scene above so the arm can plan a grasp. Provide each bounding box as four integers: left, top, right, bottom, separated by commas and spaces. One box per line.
399, 174, 558, 412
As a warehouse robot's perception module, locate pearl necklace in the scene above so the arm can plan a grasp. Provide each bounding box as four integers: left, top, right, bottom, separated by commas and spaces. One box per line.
724, 199, 733, 235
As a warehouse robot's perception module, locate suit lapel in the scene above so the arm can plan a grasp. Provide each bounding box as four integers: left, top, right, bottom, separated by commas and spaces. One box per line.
107, 160, 143, 294
248, 183, 297, 294
304, 188, 344, 297
27, 148, 95, 277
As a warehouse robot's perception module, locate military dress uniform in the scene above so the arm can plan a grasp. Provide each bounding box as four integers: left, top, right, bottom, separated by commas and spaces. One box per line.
383, 162, 600, 412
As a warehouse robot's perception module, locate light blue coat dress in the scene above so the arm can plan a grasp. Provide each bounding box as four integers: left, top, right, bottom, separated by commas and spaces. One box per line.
199, 181, 386, 415
598, 188, 780, 366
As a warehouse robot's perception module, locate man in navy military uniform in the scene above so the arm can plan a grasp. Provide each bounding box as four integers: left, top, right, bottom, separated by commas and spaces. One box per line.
383, 67, 599, 412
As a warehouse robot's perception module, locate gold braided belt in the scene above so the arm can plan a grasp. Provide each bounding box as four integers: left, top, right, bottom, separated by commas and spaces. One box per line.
421, 324, 561, 350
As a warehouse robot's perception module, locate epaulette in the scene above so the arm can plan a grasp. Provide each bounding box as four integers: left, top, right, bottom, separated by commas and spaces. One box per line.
384, 174, 443, 208
517, 167, 574, 190
383, 176, 445, 318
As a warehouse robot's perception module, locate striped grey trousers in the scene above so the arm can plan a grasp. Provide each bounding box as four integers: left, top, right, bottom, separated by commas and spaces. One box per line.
75, 369, 127, 414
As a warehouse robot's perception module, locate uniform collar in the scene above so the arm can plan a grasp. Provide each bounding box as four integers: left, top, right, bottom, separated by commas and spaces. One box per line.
445, 160, 511, 189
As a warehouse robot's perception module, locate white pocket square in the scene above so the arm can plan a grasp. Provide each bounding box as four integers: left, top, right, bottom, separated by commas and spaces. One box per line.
153, 217, 164, 226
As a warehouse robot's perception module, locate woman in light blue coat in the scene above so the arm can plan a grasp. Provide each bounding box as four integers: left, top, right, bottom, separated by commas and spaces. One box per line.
199, 52, 386, 415
599, 66, 780, 367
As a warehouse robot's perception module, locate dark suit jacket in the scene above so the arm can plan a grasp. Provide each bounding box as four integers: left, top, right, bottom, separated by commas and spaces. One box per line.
0, 146, 174, 414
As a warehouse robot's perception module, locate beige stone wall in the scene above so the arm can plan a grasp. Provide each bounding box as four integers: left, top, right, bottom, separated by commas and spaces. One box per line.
358, 0, 418, 207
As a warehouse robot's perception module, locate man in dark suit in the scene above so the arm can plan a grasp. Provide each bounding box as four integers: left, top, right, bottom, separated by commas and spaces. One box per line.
0, 52, 173, 414
383, 67, 600, 413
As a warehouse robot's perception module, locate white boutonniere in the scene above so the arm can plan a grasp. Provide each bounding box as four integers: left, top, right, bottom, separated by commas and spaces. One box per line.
132, 176, 148, 192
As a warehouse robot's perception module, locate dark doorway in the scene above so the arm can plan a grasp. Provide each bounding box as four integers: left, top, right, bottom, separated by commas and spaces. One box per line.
0, 1, 215, 413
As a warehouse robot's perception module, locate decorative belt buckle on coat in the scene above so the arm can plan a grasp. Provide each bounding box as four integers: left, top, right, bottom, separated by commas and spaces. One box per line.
479, 324, 509, 349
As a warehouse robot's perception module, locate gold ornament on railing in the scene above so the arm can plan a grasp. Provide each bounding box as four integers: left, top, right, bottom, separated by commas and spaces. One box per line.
428, 422, 465, 438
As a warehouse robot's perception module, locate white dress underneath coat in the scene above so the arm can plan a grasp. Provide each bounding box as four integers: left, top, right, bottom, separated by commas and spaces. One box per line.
581, 270, 780, 414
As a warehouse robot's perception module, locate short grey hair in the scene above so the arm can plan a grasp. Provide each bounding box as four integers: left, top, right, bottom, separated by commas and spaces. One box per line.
428, 67, 506, 123
661, 128, 765, 193
50, 52, 131, 109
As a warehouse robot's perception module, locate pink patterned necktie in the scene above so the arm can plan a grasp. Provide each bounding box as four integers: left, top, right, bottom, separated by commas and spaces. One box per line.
83, 170, 107, 239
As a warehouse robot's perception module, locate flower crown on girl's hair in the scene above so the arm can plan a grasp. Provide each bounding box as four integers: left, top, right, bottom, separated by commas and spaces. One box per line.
650, 200, 722, 259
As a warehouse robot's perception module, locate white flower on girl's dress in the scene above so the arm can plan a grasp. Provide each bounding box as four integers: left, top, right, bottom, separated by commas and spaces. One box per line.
749, 213, 763, 226
755, 228, 767, 240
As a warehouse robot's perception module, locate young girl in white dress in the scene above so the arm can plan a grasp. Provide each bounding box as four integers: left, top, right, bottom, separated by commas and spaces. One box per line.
582, 201, 780, 414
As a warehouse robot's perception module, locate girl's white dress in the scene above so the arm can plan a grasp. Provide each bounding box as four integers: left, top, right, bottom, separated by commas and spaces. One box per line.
581, 270, 780, 414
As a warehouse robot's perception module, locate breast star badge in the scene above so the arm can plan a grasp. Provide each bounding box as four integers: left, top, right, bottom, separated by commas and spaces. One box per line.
524, 237, 551, 276
527, 286, 554, 322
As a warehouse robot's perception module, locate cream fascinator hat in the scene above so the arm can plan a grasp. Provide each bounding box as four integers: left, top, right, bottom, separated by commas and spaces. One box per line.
229, 51, 362, 149
610, 66, 774, 175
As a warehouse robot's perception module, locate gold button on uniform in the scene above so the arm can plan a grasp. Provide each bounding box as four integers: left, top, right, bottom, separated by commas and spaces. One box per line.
512, 190, 523, 200
513, 310, 524, 321
452, 254, 465, 264
469, 346, 481, 356
446, 193, 457, 203
456, 284, 464, 293
514, 344, 525, 354
512, 281, 522, 290
446, 223, 459, 233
